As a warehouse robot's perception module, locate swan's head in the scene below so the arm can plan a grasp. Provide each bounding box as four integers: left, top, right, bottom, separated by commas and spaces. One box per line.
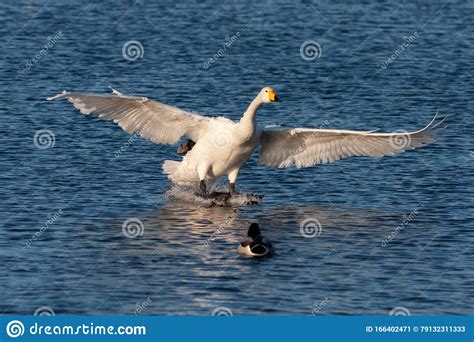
259, 87, 281, 104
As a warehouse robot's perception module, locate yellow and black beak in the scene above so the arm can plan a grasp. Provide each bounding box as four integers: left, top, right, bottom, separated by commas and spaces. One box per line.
268, 90, 281, 103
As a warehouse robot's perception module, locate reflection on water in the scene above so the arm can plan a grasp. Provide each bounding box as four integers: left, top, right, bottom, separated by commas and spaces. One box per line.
70, 201, 467, 315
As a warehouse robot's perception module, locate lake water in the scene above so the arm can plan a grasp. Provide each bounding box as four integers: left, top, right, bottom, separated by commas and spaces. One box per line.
1, 0, 473, 315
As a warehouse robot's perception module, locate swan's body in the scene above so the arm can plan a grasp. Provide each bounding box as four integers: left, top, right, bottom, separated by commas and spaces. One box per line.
47, 86, 444, 195
164, 116, 259, 184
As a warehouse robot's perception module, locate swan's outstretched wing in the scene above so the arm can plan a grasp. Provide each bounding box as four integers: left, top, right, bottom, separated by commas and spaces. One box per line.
47, 88, 210, 144
258, 115, 445, 168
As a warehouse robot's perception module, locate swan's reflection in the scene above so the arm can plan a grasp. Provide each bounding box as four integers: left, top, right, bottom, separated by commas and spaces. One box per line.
138, 200, 401, 254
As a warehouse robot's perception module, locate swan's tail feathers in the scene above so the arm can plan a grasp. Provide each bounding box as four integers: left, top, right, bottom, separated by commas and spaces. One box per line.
162, 160, 181, 175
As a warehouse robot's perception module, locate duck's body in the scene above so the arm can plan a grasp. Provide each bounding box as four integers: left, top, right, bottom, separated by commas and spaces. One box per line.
237, 239, 274, 257
47, 86, 443, 197
237, 223, 273, 257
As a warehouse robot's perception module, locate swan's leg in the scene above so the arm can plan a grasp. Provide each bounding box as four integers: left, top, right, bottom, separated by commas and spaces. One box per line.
197, 164, 210, 197
200, 180, 207, 193
228, 169, 239, 194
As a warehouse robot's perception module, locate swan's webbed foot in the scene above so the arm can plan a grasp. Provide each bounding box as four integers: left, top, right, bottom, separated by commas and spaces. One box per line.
199, 180, 209, 198
229, 183, 237, 195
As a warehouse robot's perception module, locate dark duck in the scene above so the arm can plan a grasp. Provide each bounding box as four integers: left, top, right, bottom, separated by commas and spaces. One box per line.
237, 223, 274, 257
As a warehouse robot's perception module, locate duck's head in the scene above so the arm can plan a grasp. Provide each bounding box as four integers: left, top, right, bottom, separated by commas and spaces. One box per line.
177, 139, 195, 154
248, 222, 262, 240
259, 87, 281, 104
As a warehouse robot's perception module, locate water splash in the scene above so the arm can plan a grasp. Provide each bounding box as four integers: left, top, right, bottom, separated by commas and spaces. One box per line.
164, 185, 263, 207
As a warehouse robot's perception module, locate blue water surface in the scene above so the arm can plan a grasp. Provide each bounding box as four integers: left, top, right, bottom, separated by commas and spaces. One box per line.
0, 0, 473, 315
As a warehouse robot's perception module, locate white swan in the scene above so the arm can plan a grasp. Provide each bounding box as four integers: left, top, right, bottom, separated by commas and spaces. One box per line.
47, 87, 444, 195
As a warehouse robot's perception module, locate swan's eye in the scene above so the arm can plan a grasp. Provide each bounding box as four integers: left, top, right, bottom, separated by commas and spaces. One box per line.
265, 90, 268, 93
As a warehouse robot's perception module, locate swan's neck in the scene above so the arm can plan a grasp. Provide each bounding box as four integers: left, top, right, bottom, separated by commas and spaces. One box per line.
239, 97, 262, 139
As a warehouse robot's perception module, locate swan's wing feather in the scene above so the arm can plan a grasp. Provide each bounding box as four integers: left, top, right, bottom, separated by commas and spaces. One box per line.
259, 115, 445, 168
47, 89, 210, 144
